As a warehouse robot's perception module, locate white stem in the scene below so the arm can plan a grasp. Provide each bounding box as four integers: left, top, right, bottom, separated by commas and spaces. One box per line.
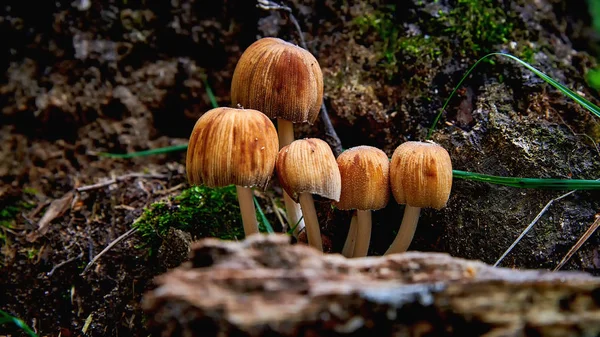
298, 193, 323, 251
384, 205, 421, 255
277, 118, 295, 147
282, 191, 304, 236
341, 214, 358, 258
277, 118, 305, 237
236, 186, 259, 237
353, 210, 372, 257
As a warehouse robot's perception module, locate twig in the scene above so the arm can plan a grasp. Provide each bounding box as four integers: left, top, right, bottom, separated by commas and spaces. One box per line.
80, 227, 138, 275
493, 190, 576, 267
47, 252, 84, 277
153, 183, 186, 195
554, 214, 600, 271
257, 0, 343, 156
76, 173, 169, 192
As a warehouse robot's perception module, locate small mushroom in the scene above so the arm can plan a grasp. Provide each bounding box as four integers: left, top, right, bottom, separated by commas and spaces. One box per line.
341, 215, 358, 257
276, 138, 341, 251
384, 141, 452, 255
336, 146, 390, 257
231, 37, 324, 237
186, 107, 279, 237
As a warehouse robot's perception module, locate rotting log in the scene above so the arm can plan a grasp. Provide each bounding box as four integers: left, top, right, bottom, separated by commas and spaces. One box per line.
142, 234, 600, 337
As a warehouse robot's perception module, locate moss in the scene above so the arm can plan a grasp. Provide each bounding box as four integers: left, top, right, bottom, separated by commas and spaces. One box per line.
133, 185, 245, 255
352, 5, 442, 78
440, 0, 514, 55
352, 0, 529, 78
0, 194, 36, 230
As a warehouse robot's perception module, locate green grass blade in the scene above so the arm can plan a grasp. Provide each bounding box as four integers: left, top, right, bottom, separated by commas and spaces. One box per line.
453, 170, 600, 190
98, 144, 189, 159
254, 197, 274, 233
0, 310, 38, 337
427, 52, 600, 139
286, 216, 304, 236
201, 74, 219, 110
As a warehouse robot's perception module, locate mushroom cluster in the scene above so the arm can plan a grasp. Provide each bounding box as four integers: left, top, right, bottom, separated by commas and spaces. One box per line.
231, 37, 324, 237
185, 36, 454, 256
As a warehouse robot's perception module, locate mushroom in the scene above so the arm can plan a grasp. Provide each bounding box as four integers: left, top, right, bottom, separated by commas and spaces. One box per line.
384, 141, 453, 255
341, 215, 358, 257
231, 37, 324, 237
335, 146, 390, 257
186, 107, 279, 237
276, 138, 341, 251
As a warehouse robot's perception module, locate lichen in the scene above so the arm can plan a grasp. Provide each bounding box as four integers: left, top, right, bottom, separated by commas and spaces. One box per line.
133, 185, 245, 255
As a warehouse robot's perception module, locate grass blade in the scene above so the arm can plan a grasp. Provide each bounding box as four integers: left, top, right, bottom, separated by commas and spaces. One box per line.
254, 197, 274, 234
0, 310, 38, 337
427, 52, 600, 139
286, 216, 304, 236
201, 74, 219, 109
453, 170, 600, 190
97, 144, 189, 159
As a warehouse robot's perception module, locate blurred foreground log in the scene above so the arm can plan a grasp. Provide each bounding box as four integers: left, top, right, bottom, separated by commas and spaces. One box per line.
142, 234, 600, 337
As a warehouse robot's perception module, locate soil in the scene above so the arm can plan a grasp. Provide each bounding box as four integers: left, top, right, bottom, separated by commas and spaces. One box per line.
1, 0, 600, 336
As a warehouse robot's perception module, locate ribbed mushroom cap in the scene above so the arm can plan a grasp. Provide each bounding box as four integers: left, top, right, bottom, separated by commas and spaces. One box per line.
390, 141, 453, 210
231, 37, 324, 124
276, 138, 341, 202
335, 146, 390, 211
186, 107, 279, 190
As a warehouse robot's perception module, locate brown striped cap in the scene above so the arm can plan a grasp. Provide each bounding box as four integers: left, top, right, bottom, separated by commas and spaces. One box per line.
335, 146, 390, 211
186, 107, 279, 190
390, 141, 453, 209
231, 37, 324, 124
276, 138, 341, 202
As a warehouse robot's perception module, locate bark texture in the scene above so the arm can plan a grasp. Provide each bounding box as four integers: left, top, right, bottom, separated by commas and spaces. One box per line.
143, 234, 600, 337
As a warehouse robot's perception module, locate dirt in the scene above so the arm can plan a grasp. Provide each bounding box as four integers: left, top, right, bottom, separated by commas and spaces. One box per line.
1, 0, 600, 336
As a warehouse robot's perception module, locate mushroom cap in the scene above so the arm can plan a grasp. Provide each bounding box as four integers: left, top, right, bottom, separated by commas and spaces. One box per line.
186, 107, 279, 190
276, 138, 341, 202
231, 37, 324, 124
390, 141, 453, 209
335, 146, 390, 211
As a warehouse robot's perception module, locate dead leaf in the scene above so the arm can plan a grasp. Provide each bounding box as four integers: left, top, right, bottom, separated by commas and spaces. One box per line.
26, 191, 74, 242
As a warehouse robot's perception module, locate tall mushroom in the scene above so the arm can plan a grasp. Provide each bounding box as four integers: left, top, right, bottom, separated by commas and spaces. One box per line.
186, 107, 279, 237
276, 138, 341, 251
336, 146, 390, 257
231, 37, 324, 237
384, 141, 453, 255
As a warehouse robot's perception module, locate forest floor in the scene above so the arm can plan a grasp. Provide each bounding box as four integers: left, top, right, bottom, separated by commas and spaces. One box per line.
2, 0, 600, 336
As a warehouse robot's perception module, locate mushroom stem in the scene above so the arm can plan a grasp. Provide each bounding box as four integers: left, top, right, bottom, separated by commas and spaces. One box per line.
384, 205, 421, 255
298, 192, 323, 251
353, 210, 372, 257
235, 186, 260, 237
341, 214, 358, 258
277, 118, 305, 237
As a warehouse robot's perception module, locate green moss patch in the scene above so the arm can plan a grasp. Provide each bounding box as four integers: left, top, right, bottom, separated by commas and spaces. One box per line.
1, 190, 36, 245
133, 185, 245, 254
352, 1, 527, 78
